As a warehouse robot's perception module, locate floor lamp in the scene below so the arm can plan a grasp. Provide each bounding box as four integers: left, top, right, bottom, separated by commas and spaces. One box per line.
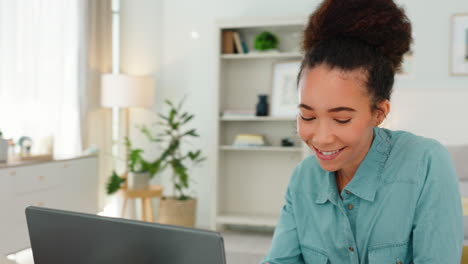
101, 73, 154, 179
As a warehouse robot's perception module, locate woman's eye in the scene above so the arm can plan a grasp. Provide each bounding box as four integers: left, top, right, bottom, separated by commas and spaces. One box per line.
335, 119, 351, 124
300, 116, 316, 121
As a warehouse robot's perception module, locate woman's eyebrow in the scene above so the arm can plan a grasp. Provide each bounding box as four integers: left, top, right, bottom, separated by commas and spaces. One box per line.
298, 104, 356, 113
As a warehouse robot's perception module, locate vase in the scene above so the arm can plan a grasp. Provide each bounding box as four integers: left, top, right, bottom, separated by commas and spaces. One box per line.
157, 197, 197, 227
127, 171, 150, 190
256, 94, 269, 116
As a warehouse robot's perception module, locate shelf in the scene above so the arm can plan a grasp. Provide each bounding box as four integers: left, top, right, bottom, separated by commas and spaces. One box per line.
220, 146, 302, 152
216, 214, 279, 227
215, 16, 306, 231
221, 52, 302, 60
217, 16, 307, 29
220, 116, 295, 121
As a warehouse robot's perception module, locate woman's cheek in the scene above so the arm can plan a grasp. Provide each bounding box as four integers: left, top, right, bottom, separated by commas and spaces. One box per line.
297, 120, 312, 141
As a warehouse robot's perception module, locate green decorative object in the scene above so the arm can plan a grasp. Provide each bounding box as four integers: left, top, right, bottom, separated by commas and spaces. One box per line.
105, 98, 206, 200
125, 137, 162, 176
106, 137, 162, 195
254, 31, 279, 51
140, 98, 206, 201
106, 171, 126, 195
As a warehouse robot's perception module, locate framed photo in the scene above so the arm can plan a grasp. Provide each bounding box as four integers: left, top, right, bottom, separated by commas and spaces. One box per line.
450, 13, 468, 76
271, 61, 301, 117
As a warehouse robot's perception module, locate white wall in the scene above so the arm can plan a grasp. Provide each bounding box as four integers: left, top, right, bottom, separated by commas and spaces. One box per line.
120, 0, 468, 229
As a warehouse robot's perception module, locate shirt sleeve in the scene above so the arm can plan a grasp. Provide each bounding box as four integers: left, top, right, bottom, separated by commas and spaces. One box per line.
412, 143, 464, 263
261, 167, 304, 264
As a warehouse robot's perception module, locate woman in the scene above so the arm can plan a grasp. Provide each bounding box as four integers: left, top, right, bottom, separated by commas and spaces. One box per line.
262, 0, 463, 263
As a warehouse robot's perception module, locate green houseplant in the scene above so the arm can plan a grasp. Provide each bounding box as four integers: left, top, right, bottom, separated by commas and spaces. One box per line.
140, 99, 205, 227
106, 137, 162, 195
254, 31, 279, 51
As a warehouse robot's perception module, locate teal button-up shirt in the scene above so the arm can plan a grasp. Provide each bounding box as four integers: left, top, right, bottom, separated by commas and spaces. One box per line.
262, 127, 463, 264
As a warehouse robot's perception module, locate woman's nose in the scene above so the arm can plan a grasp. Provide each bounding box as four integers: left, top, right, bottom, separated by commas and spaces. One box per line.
311, 122, 334, 145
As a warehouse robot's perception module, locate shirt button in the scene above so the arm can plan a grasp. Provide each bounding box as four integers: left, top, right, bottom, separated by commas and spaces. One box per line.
347, 204, 354, 210
345, 190, 351, 195
348, 247, 354, 252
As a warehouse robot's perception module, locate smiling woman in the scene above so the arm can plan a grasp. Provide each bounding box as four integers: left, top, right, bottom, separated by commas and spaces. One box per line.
297, 66, 390, 187
262, 0, 463, 263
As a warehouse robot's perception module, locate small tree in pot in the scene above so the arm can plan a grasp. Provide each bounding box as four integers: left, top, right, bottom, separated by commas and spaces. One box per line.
106, 137, 162, 194
140, 99, 205, 227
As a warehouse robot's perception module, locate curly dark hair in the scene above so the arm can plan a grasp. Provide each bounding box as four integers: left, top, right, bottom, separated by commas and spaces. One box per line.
298, 0, 412, 110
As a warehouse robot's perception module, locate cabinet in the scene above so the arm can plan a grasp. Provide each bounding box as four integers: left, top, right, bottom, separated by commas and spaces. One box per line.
0, 155, 98, 258
213, 17, 310, 229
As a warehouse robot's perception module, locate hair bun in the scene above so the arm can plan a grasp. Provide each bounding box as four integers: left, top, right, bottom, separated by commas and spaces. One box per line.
303, 0, 412, 71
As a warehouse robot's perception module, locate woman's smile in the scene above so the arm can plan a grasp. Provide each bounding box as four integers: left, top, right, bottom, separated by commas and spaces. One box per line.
313, 146, 347, 161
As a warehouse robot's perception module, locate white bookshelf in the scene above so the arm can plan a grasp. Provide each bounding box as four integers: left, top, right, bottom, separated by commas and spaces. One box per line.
213, 16, 308, 229
220, 146, 302, 152
220, 116, 295, 121
221, 52, 302, 60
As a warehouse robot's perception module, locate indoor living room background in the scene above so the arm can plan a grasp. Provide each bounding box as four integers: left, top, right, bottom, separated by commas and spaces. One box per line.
0, 0, 468, 264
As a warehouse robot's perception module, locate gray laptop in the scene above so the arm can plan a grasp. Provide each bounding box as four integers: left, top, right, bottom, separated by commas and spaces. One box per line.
25, 206, 226, 264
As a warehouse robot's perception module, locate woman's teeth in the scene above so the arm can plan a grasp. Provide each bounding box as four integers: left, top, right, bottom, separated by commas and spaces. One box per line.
320, 149, 341, 155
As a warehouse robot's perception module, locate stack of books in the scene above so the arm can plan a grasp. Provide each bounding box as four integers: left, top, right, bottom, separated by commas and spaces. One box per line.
232, 134, 266, 147
222, 30, 249, 54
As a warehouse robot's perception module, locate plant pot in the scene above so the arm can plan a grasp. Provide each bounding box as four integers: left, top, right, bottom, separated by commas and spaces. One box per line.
0, 138, 8, 163
158, 197, 196, 227
127, 171, 150, 190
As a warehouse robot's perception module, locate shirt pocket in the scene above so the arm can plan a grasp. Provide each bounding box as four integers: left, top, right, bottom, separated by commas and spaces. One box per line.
368, 241, 412, 264
301, 246, 329, 264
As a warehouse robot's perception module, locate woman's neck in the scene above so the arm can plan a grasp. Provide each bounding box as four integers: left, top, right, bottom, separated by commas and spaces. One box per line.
335, 128, 375, 194
336, 169, 355, 194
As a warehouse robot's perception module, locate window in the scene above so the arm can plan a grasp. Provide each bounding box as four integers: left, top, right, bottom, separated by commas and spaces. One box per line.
0, 0, 81, 157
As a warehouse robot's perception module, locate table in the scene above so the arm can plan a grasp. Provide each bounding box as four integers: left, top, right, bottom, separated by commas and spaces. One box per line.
120, 185, 163, 222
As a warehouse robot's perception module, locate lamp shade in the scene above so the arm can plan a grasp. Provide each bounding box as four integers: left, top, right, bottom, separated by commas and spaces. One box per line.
101, 74, 154, 108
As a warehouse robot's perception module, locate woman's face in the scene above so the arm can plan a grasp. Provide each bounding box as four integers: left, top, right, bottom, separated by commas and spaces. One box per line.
297, 64, 388, 175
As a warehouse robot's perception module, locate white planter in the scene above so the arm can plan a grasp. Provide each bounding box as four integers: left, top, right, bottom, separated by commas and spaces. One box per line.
0, 138, 8, 163
127, 172, 150, 190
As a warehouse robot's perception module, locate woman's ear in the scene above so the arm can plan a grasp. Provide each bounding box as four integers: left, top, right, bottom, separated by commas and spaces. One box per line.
374, 100, 390, 126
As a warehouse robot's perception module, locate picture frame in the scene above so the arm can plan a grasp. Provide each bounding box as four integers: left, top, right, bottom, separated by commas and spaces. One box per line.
271, 61, 301, 117
450, 13, 468, 76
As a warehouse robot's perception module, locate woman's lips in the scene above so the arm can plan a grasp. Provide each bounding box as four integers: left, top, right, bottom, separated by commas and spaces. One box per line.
313, 146, 346, 161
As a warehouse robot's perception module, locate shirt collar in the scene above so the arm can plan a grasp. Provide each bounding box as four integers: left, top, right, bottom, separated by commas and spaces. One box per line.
315, 127, 391, 204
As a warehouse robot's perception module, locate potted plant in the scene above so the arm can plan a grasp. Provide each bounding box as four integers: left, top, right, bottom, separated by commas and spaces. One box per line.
254, 31, 279, 51
140, 99, 206, 227
106, 137, 162, 194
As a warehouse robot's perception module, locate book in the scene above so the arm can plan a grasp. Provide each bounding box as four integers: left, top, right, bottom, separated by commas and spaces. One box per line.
233, 32, 244, 54
241, 41, 249, 53
232, 134, 266, 147
222, 30, 235, 54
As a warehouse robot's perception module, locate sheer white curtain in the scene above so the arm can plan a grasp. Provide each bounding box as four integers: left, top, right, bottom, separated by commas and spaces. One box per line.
80, 0, 113, 210
0, 0, 82, 158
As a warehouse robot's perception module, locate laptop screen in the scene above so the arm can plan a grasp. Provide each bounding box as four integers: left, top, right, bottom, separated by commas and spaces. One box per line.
26, 206, 226, 264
